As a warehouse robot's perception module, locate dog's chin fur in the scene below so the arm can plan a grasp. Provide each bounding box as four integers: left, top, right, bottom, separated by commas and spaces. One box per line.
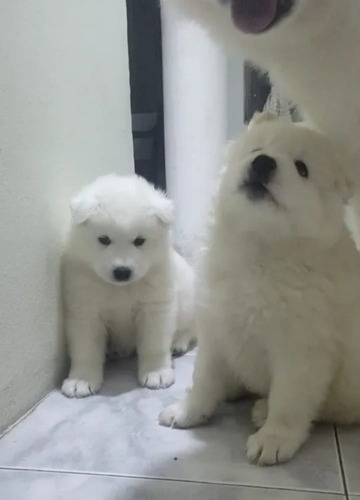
62, 175, 195, 399
159, 115, 360, 466
163, 1, 331, 56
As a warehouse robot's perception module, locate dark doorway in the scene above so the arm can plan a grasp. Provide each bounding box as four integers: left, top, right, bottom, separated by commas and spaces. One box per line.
244, 64, 271, 124
126, 0, 166, 190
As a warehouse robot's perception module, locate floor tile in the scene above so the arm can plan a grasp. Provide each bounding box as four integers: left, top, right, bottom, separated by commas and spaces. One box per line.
0, 470, 345, 500
337, 425, 360, 494
0, 356, 343, 493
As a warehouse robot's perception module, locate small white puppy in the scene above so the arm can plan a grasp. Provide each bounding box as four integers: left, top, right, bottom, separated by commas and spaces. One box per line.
160, 113, 360, 465
62, 174, 194, 398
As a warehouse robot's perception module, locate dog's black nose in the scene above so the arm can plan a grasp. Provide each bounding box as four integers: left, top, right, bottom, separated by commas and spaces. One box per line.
249, 155, 277, 185
113, 266, 132, 282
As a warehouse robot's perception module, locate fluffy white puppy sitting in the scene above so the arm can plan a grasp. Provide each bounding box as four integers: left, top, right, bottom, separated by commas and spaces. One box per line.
61, 174, 194, 398
160, 113, 360, 465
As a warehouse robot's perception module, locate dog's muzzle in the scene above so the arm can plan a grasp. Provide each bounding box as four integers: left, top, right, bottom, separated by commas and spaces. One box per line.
242, 154, 277, 201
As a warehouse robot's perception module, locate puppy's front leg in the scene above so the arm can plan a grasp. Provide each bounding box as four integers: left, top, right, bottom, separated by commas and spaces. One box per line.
137, 306, 175, 389
62, 312, 106, 398
247, 353, 332, 465
159, 346, 227, 428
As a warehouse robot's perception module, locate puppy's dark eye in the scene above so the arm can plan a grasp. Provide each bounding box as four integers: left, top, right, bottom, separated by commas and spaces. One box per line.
133, 236, 145, 247
295, 160, 309, 178
98, 235, 112, 246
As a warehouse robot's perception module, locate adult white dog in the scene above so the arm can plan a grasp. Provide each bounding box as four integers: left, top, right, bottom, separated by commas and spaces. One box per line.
160, 113, 360, 465
62, 174, 194, 398
164, 0, 360, 181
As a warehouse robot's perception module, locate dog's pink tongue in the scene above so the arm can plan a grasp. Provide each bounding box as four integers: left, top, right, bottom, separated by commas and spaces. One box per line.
231, 0, 278, 34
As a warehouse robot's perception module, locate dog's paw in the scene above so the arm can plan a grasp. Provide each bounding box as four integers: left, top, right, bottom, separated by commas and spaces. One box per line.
172, 333, 196, 357
172, 340, 191, 357
139, 368, 175, 389
61, 377, 102, 398
159, 401, 208, 428
246, 427, 305, 466
252, 399, 268, 429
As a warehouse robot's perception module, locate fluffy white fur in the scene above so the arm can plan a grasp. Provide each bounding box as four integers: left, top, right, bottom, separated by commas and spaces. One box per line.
62, 174, 195, 398
159, 114, 360, 465
163, 1, 360, 179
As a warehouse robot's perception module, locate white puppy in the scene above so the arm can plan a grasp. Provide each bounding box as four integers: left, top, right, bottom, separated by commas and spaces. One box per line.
160, 113, 360, 465
163, 1, 360, 172
62, 174, 194, 398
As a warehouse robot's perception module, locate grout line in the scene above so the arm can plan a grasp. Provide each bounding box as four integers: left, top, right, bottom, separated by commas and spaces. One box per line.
334, 425, 350, 499
0, 466, 345, 496
0, 390, 56, 440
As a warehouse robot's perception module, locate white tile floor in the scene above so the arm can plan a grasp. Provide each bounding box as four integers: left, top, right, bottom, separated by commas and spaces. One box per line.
0, 352, 358, 499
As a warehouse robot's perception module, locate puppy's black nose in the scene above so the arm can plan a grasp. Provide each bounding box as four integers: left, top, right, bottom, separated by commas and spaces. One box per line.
113, 266, 132, 282
249, 155, 277, 185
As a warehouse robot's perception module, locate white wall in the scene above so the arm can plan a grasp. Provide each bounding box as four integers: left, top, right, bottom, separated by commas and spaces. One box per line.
0, 0, 133, 434
162, 5, 227, 262
162, 6, 245, 262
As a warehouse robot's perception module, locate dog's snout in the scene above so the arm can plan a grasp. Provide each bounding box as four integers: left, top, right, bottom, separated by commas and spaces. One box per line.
113, 266, 132, 282
249, 155, 277, 184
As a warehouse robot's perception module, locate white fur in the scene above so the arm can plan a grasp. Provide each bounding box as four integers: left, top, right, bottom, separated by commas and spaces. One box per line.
163, 1, 360, 180
159, 116, 360, 465
62, 174, 195, 398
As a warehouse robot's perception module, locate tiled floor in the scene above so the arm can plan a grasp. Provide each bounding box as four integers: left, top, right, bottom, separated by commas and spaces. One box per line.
0, 352, 359, 499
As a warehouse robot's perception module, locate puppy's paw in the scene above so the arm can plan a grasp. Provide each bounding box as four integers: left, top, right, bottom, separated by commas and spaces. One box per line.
172, 340, 192, 357
139, 368, 175, 389
246, 427, 306, 466
61, 377, 103, 398
252, 399, 268, 429
172, 332, 196, 357
159, 401, 208, 428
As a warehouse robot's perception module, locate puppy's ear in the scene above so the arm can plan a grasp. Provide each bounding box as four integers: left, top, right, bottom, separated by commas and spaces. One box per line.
152, 192, 175, 225
248, 111, 279, 130
70, 192, 98, 224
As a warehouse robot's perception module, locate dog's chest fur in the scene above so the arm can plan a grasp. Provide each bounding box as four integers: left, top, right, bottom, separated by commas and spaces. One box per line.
98, 272, 173, 355
202, 237, 358, 396
97, 285, 137, 355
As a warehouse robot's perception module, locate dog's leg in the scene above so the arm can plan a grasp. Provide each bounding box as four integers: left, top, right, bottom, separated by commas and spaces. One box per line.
246, 355, 332, 465
137, 307, 175, 389
159, 347, 227, 428
62, 313, 106, 398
